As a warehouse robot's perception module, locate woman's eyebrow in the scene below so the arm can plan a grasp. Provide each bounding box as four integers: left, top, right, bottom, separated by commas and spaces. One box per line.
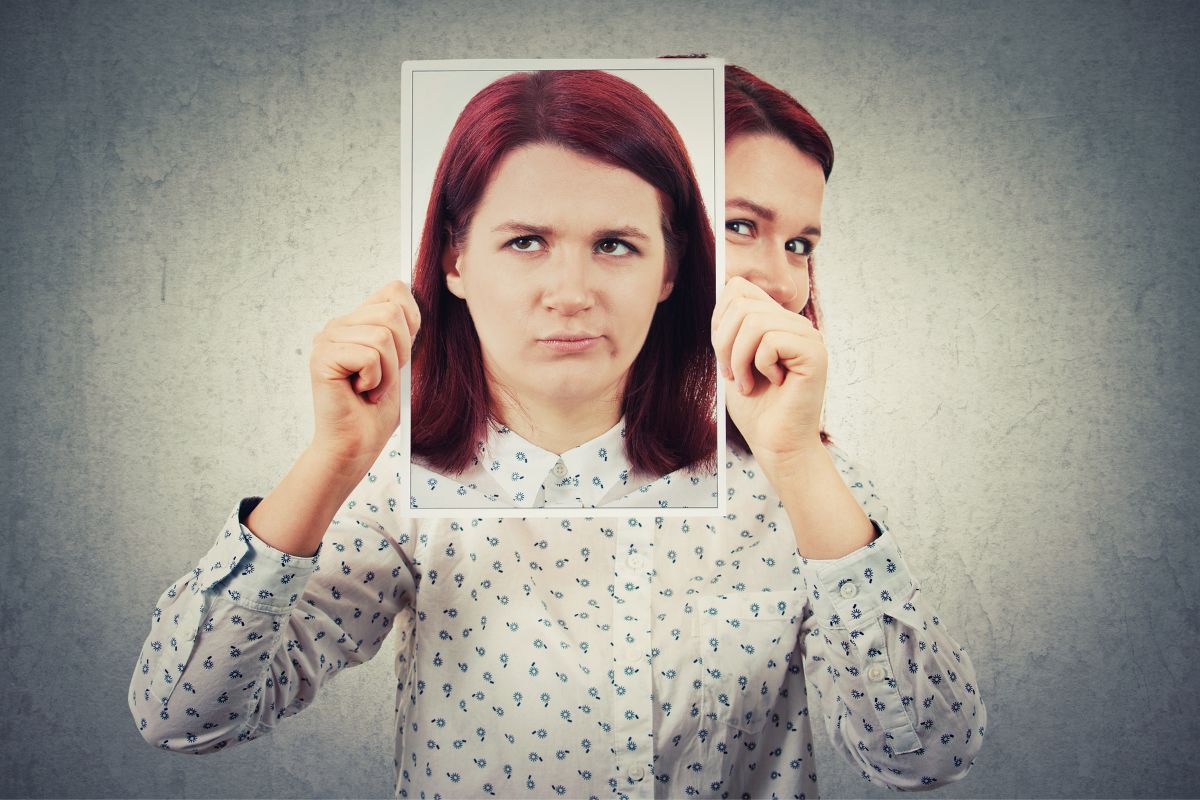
490, 221, 652, 242
491, 221, 554, 237
727, 197, 776, 221
727, 197, 821, 237
592, 225, 651, 242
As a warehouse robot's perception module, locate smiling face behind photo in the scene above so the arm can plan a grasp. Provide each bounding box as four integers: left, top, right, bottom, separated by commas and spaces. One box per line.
724, 133, 825, 314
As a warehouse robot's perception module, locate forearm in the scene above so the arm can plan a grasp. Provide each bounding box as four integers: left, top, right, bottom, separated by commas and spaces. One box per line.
246, 446, 371, 557
760, 444, 877, 559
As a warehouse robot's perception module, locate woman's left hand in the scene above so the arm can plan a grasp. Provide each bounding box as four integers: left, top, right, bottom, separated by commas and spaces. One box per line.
712, 276, 828, 466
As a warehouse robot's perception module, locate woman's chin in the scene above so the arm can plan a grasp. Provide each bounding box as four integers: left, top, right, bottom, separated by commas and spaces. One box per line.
541, 381, 619, 408
523, 371, 625, 412
488, 359, 629, 416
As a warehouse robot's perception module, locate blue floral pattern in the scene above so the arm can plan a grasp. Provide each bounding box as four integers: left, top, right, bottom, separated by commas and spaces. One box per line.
130, 439, 985, 798
412, 419, 717, 509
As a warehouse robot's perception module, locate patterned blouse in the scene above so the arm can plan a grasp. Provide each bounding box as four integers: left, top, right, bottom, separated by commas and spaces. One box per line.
129, 428, 986, 799
411, 420, 717, 509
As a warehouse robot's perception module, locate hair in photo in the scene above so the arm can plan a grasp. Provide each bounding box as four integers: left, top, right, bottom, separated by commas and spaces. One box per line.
411, 70, 717, 476
725, 63, 835, 449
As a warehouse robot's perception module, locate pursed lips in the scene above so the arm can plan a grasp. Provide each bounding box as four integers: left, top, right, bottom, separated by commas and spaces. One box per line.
538, 332, 602, 353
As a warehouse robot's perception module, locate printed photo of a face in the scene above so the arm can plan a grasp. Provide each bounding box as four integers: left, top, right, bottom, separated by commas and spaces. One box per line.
400, 59, 725, 517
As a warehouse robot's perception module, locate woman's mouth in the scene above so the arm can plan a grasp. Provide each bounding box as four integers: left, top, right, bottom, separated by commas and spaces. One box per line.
539, 334, 601, 354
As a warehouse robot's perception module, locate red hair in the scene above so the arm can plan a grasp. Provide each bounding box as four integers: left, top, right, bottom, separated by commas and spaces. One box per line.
724, 63, 836, 450
411, 70, 716, 476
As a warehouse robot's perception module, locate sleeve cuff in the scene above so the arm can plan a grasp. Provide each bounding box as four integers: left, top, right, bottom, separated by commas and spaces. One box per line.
799, 522, 917, 629
188, 497, 321, 614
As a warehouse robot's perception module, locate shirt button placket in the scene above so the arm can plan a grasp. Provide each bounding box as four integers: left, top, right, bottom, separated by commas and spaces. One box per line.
544, 459, 577, 507
613, 516, 654, 799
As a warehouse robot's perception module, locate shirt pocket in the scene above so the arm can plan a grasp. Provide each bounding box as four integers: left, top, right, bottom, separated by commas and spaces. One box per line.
695, 590, 803, 736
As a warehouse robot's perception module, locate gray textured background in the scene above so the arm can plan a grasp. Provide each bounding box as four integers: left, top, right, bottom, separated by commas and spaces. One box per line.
2, 1, 1198, 798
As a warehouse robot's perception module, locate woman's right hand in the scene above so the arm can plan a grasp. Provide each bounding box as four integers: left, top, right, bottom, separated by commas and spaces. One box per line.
307, 280, 421, 475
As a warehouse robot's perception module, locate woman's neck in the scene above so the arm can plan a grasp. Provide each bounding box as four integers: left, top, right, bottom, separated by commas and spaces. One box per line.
490, 386, 622, 456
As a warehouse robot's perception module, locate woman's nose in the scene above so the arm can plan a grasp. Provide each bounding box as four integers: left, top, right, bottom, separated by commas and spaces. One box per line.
728, 249, 802, 311
542, 251, 594, 314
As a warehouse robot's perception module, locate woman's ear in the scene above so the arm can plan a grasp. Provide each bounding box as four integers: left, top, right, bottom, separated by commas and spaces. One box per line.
442, 230, 466, 299
658, 256, 678, 302
658, 222, 683, 303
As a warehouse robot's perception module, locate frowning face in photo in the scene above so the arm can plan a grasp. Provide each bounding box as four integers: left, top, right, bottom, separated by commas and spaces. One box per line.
444, 143, 675, 416
409, 66, 717, 499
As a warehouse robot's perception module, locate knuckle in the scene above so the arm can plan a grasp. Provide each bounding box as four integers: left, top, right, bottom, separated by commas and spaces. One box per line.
392, 299, 409, 324
371, 326, 391, 346
744, 311, 769, 335
383, 299, 405, 324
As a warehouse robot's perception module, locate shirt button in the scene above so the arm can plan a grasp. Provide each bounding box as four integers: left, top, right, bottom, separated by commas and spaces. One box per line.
552, 460, 568, 478
629, 764, 645, 781
839, 582, 857, 599
626, 553, 644, 570
866, 664, 886, 682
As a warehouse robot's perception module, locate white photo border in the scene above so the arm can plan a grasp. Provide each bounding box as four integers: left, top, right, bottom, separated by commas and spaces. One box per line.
400, 57, 726, 519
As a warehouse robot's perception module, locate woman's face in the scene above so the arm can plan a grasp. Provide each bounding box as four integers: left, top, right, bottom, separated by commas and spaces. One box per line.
445, 143, 674, 414
724, 133, 826, 313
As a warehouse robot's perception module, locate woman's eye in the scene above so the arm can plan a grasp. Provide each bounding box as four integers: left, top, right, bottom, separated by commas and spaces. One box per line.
785, 237, 813, 257
595, 239, 635, 256
726, 220, 754, 237
507, 236, 545, 252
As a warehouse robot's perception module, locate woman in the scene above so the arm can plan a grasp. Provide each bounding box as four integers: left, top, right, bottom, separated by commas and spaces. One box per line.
406, 69, 716, 509
712, 65, 989, 791
130, 65, 985, 798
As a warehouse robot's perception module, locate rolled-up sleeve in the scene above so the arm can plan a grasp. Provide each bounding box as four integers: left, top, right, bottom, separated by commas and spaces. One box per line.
799, 447, 986, 790
129, 487, 413, 753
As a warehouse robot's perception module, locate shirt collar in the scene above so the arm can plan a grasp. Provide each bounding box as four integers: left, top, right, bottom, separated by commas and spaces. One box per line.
477, 418, 631, 509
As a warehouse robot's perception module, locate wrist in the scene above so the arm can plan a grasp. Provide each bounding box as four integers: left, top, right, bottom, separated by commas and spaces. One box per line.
298, 445, 376, 504
303, 440, 377, 485
244, 449, 366, 559
754, 437, 828, 481
762, 444, 878, 561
